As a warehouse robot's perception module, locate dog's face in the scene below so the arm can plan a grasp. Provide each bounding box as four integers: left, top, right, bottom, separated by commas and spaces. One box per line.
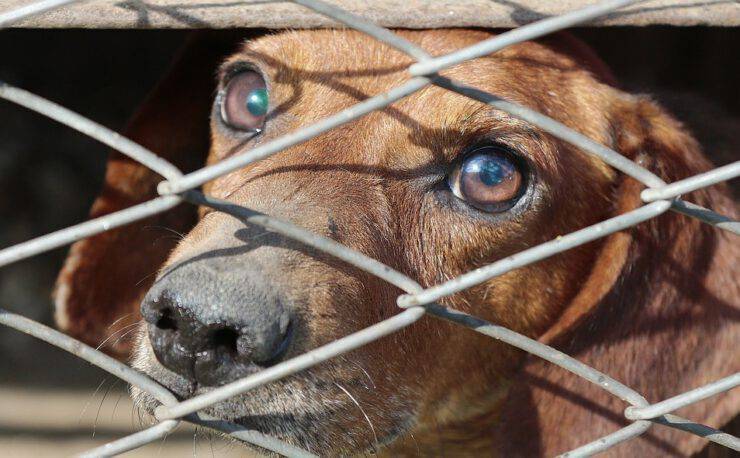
52, 25, 740, 456
129, 29, 630, 452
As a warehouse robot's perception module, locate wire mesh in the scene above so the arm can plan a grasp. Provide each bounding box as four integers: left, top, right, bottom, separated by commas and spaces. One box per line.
0, 0, 738, 456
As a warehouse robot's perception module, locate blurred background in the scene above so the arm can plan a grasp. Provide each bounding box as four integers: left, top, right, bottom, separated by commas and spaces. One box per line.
0, 27, 737, 456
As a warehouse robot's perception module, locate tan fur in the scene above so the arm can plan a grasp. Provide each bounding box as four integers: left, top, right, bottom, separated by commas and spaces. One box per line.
55, 29, 738, 456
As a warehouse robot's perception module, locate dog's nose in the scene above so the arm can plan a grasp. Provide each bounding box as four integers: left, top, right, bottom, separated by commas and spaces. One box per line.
140, 260, 293, 386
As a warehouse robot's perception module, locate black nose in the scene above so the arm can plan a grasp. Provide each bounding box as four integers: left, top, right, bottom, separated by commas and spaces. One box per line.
140, 260, 293, 386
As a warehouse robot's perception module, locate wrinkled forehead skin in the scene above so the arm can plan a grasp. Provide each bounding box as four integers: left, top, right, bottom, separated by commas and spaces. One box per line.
154, 29, 625, 454
206, 29, 616, 190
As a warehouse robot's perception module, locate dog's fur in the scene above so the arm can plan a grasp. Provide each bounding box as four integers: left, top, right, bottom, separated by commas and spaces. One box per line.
54, 29, 738, 456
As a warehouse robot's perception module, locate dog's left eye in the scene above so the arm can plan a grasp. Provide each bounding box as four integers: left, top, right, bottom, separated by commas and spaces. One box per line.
220, 70, 268, 132
448, 146, 524, 213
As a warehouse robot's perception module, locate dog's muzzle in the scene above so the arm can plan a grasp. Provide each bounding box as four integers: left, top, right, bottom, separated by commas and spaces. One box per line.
140, 256, 293, 386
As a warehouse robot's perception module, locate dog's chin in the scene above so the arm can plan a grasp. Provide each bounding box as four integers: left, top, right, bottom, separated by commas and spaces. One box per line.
131, 334, 416, 454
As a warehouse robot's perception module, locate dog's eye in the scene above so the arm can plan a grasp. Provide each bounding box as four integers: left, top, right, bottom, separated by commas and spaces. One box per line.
220, 70, 268, 131
448, 146, 524, 212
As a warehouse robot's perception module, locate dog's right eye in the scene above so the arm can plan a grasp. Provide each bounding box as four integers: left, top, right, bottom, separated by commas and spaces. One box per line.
220, 70, 268, 132
448, 146, 525, 213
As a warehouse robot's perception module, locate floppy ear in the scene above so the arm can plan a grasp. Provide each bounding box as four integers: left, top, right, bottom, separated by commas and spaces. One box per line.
493, 97, 739, 456
53, 31, 248, 357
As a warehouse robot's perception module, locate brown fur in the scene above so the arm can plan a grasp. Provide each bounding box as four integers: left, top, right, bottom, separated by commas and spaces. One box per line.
54, 29, 738, 456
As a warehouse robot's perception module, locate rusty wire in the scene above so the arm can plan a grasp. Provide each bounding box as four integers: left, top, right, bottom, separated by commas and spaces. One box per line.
0, 0, 738, 456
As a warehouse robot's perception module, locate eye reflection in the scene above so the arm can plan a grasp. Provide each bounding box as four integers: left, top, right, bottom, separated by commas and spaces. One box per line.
220, 70, 268, 132
246, 88, 269, 117
449, 147, 524, 213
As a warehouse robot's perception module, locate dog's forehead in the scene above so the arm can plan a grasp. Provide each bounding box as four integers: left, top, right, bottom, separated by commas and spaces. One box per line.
231, 29, 594, 105
217, 29, 615, 172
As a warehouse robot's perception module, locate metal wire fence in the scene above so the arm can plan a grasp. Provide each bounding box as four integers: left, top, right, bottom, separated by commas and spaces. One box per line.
0, 0, 738, 456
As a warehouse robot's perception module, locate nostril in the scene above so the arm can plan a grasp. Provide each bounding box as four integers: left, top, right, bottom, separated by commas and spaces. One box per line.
210, 327, 239, 354
155, 308, 178, 331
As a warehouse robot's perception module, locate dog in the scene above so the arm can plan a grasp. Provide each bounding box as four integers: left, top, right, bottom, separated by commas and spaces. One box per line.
53, 29, 738, 456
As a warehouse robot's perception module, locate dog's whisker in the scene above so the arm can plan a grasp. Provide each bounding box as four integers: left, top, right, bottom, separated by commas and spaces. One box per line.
106, 327, 142, 350
96, 322, 141, 350
106, 312, 134, 330
193, 426, 198, 457
334, 382, 379, 451
78, 377, 109, 427
410, 432, 421, 455
157, 419, 172, 455
143, 224, 187, 240
111, 390, 125, 422
135, 269, 159, 287
99, 320, 139, 339
344, 357, 376, 390
152, 234, 186, 245
93, 379, 119, 438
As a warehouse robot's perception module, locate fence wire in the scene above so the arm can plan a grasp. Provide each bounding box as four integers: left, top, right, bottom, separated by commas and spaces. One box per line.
1, 0, 739, 457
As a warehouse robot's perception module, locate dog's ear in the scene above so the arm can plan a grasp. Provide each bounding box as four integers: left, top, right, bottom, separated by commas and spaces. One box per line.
53, 31, 247, 357
493, 96, 739, 456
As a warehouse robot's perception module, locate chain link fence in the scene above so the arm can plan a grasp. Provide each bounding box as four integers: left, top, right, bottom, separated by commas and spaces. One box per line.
0, 0, 738, 456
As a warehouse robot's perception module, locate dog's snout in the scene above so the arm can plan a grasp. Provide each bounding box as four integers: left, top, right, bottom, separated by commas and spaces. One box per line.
141, 260, 293, 386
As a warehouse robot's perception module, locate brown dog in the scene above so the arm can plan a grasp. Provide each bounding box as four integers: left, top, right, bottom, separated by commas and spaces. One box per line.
54, 29, 738, 456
